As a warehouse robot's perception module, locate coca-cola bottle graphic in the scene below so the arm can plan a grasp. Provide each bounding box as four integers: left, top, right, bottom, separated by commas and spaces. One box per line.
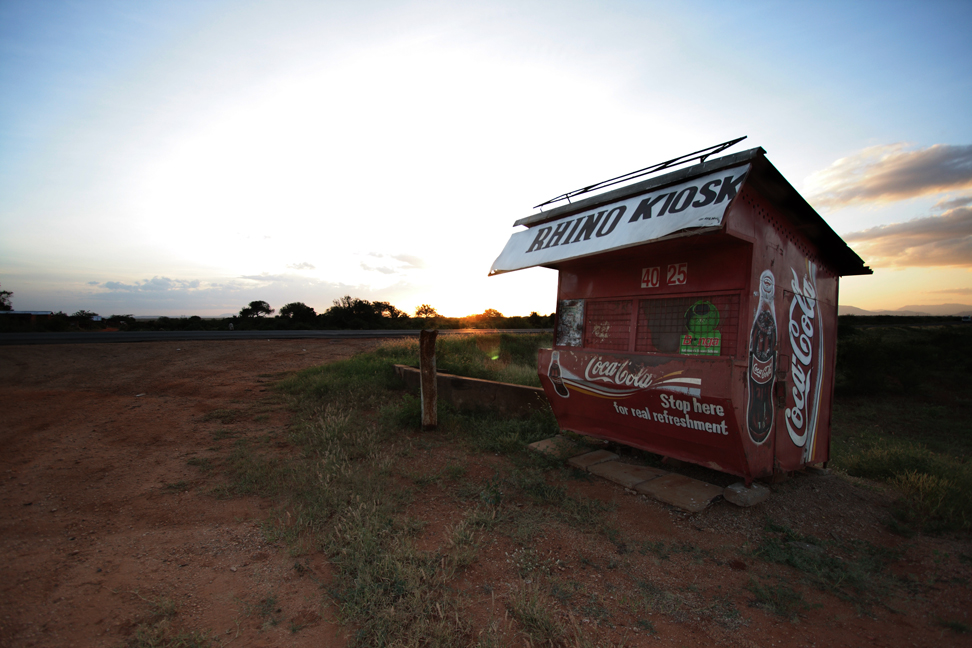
747, 270, 777, 443
548, 351, 570, 398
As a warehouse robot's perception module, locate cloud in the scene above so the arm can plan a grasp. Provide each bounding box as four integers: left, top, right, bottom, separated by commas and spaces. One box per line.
363, 252, 426, 272
286, 262, 315, 270
805, 143, 972, 209
933, 195, 972, 211
389, 254, 426, 269
842, 205, 972, 267
360, 263, 396, 275
101, 276, 202, 292
928, 287, 972, 295
84, 272, 383, 315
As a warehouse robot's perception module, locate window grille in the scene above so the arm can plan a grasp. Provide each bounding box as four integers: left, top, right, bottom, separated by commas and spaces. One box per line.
584, 300, 632, 351
635, 294, 740, 356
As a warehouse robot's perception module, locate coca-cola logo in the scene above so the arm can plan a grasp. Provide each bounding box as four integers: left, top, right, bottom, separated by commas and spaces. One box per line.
751, 357, 773, 383
785, 263, 820, 448
585, 357, 655, 390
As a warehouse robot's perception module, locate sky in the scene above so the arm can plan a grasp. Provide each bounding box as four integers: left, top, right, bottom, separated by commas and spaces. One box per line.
1, 0, 970, 317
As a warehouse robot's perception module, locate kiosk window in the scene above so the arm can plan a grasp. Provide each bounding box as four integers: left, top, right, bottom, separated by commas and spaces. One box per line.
584, 300, 633, 351
635, 294, 740, 356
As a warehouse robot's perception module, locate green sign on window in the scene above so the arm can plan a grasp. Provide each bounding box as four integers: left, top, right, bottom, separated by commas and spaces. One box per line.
680, 300, 721, 356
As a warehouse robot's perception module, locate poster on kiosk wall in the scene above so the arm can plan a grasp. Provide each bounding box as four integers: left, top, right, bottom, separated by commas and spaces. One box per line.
539, 344, 741, 473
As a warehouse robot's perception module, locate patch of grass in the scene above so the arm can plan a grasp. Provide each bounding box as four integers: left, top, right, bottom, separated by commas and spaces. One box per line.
224, 442, 280, 497
255, 593, 281, 628
752, 521, 899, 609
746, 577, 808, 619
507, 584, 566, 645
276, 343, 416, 407
477, 477, 505, 507
636, 618, 656, 633
638, 541, 670, 560
888, 469, 972, 533
161, 480, 189, 492
579, 592, 611, 624
698, 594, 744, 629
444, 515, 481, 570
435, 333, 552, 387
362, 333, 553, 388
548, 579, 582, 605
226, 356, 472, 645
632, 579, 685, 619
327, 502, 469, 646
558, 493, 612, 529
201, 408, 242, 424
834, 325, 972, 399
186, 457, 213, 473
936, 618, 971, 634
501, 466, 612, 531
443, 462, 467, 481
122, 595, 213, 648
831, 325, 972, 533
217, 338, 617, 646
211, 428, 238, 440
407, 468, 442, 487
630, 579, 744, 629
382, 393, 423, 431
832, 433, 972, 533
122, 620, 214, 648
450, 408, 560, 455
508, 547, 559, 578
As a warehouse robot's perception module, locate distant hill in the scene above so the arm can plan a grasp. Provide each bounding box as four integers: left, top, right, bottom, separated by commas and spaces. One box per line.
839, 304, 972, 317
897, 303, 972, 316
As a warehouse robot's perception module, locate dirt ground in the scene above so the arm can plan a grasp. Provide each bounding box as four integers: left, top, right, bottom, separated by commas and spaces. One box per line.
1, 340, 970, 648
0, 339, 381, 648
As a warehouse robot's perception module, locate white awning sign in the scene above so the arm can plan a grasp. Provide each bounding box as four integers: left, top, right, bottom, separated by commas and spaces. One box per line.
489, 165, 750, 275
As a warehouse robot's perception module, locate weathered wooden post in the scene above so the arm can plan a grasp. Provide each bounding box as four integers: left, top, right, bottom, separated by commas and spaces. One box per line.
419, 329, 437, 431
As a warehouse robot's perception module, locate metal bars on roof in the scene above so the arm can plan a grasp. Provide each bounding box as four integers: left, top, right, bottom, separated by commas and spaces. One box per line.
533, 136, 748, 210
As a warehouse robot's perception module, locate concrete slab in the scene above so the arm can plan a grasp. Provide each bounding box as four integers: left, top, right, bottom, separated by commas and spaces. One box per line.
528, 436, 582, 458
634, 473, 723, 513
567, 450, 619, 470
723, 481, 771, 507
588, 461, 667, 489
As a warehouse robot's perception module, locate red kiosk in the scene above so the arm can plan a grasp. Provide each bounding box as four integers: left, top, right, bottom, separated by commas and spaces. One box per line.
491, 143, 871, 483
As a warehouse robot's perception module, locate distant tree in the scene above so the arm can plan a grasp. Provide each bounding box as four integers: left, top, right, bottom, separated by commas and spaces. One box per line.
482, 308, 503, 319
0, 283, 12, 311
108, 314, 136, 330
372, 301, 406, 320
415, 304, 438, 320
239, 300, 274, 318
72, 310, 99, 318
280, 302, 317, 322
322, 295, 409, 329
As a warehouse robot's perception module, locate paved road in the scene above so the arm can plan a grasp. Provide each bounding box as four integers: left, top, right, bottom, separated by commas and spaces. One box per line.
0, 329, 552, 345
